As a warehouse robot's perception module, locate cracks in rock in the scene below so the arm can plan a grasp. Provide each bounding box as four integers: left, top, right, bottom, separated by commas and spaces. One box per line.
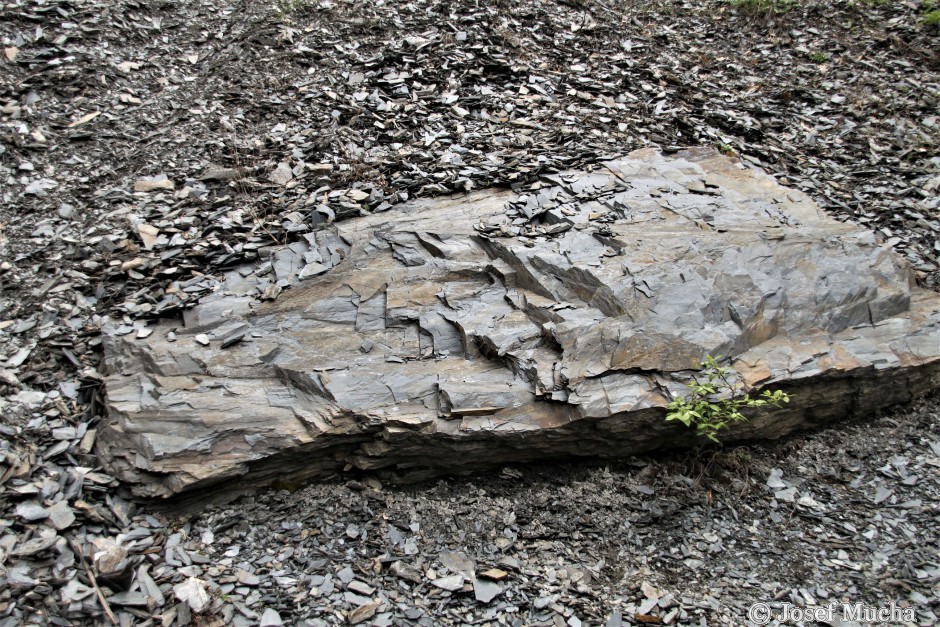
273, 364, 336, 402
383, 232, 430, 267
355, 284, 388, 333
258, 345, 282, 365
529, 255, 626, 318
473, 236, 559, 301
412, 231, 456, 260
654, 194, 711, 229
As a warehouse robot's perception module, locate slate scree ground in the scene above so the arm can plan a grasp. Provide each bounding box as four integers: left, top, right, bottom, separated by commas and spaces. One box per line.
1, 0, 940, 625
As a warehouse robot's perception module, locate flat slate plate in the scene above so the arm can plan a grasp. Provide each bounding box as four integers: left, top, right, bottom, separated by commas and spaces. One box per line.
97, 148, 940, 500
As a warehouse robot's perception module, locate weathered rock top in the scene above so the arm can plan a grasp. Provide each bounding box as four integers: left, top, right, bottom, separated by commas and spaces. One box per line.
97, 148, 940, 500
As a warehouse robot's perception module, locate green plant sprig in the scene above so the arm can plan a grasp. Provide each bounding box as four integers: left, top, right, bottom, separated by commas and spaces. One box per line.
666, 355, 791, 444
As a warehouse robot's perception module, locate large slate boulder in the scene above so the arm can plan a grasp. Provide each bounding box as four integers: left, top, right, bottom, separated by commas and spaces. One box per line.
97, 148, 940, 500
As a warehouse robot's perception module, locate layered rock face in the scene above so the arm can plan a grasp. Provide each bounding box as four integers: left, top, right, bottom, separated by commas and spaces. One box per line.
97, 148, 940, 500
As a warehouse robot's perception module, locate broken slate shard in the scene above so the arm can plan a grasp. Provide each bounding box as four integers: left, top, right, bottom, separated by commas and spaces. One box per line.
97, 148, 940, 501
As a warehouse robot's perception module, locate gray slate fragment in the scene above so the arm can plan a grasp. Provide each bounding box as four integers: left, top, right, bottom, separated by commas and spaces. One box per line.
431, 575, 465, 591
874, 486, 893, 504
109, 591, 150, 606
259, 608, 283, 626
390, 561, 422, 583
440, 550, 475, 578
173, 577, 210, 613
138, 564, 166, 606
220, 324, 249, 348
337, 566, 354, 583
269, 163, 293, 186
12, 527, 58, 557
47, 501, 75, 530
472, 578, 502, 603
236, 569, 260, 586
15, 501, 48, 522
766, 469, 787, 490
348, 580, 375, 595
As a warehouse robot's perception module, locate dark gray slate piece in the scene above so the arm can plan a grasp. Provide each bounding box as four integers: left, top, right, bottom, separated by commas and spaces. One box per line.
97, 149, 940, 500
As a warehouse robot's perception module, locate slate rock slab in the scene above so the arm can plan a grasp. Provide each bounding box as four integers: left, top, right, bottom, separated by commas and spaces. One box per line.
96, 148, 940, 501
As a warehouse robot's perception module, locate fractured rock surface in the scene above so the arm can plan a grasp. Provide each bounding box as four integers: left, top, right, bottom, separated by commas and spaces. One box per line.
97, 149, 940, 500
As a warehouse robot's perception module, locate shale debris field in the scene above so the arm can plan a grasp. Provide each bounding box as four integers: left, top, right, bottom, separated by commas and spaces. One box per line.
1, 0, 939, 624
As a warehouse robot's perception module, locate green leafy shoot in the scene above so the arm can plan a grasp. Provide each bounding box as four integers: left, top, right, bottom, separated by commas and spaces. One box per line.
666, 355, 791, 444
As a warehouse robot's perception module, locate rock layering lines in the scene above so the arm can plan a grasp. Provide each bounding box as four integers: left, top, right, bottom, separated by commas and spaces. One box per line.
97, 149, 940, 500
